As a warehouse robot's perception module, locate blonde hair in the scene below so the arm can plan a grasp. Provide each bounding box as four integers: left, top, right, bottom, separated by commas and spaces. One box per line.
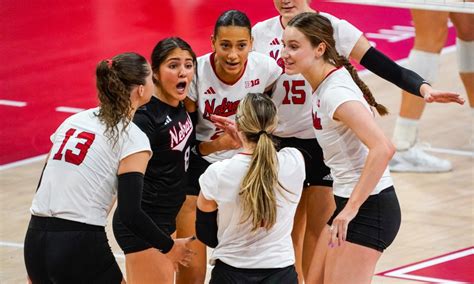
237, 93, 282, 232
288, 12, 388, 116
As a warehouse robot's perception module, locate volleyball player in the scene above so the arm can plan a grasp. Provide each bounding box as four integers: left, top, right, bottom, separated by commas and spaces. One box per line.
24, 52, 193, 283
282, 13, 400, 283
391, 8, 474, 173
252, 0, 464, 281
112, 38, 197, 284
175, 10, 282, 284
196, 93, 305, 284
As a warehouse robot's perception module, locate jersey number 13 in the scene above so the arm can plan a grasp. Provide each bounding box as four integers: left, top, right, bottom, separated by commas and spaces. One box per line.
52, 128, 95, 166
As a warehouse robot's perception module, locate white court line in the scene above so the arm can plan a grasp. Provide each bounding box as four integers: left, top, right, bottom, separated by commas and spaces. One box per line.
0, 241, 125, 260
0, 241, 24, 249
55, 106, 85, 113
423, 146, 474, 158
381, 248, 473, 283
0, 100, 27, 107
384, 274, 466, 284
0, 154, 47, 171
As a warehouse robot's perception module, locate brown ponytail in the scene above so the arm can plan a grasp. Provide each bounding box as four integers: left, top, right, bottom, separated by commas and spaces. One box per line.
95, 52, 150, 145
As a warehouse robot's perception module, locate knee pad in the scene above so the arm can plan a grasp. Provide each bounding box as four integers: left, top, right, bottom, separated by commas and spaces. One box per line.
456, 38, 474, 73
407, 49, 440, 84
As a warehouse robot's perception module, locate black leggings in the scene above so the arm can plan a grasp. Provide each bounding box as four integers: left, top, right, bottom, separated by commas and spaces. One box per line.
328, 186, 401, 252
24, 216, 122, 284
210, 260, 298, 284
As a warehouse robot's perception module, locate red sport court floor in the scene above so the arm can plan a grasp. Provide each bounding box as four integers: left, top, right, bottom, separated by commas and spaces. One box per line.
1, 1, 470, 282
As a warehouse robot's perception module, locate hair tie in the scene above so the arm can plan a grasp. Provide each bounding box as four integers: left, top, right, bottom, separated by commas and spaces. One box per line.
106, 59, 113, 69
257, 130, 267, 137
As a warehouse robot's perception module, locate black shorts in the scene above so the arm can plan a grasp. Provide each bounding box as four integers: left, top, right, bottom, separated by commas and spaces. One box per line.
210, 260, 298, 284
112, 205, 178, 254
328, 186, 401, 252
24, 215, 122, 284
185, 151, 212, 196
275, 136, 332, 188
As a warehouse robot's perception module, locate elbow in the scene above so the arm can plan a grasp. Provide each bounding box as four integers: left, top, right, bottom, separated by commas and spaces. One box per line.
381, 139, 396, 162
119, 209, 138, 230
196, 227, 218, 248
195, 208, 218, 248
387, 140, 396, 160
120, 217, 135, 230
371, 139, 395, 163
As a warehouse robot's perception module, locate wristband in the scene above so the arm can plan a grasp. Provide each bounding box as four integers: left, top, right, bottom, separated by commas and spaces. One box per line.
191, 141, 203, 157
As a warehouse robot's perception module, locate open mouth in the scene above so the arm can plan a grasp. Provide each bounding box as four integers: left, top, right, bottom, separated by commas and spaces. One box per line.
176, 81, 187, 93
225, 61, 240, 69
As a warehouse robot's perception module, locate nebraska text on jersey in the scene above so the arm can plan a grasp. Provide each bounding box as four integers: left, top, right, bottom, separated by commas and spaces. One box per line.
170, 115, 193, 151
203, 98, 241, 120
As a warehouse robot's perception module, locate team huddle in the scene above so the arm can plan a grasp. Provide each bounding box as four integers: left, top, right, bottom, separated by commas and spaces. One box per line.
23, 1, 465, 284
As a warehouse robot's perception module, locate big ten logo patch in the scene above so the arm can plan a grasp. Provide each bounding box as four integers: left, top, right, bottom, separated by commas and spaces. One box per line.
245, 79, 260, 88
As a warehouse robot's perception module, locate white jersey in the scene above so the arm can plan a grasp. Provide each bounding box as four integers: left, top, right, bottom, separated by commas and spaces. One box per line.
312, 68, 392, 198
199, 148, 305, 268
30, 108, 151, 226
189, 52, 281, 163
252, 13, 363, 139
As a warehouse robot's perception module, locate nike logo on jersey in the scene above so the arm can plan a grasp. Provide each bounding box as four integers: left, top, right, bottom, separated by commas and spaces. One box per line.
203, 98, 240, 120
270, 38, 280, 45
204, 87, 216, 95
245, 79, 260, 88
169, 115, 193, 151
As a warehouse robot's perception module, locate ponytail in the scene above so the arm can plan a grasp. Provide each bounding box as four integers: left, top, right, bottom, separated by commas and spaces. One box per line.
240, 130, 279, 231
237, 93, 282, 232
95, 52, 150, 145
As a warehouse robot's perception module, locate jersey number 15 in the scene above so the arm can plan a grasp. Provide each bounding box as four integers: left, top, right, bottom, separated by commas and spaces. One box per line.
282, 80, 306, 105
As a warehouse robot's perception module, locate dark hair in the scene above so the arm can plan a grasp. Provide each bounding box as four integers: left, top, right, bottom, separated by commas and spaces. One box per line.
96, 52, 150, 145
151, 37, 197, 84
288, 13, 388, 115
150, 37, 198, 99
213, 10, 251, 38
